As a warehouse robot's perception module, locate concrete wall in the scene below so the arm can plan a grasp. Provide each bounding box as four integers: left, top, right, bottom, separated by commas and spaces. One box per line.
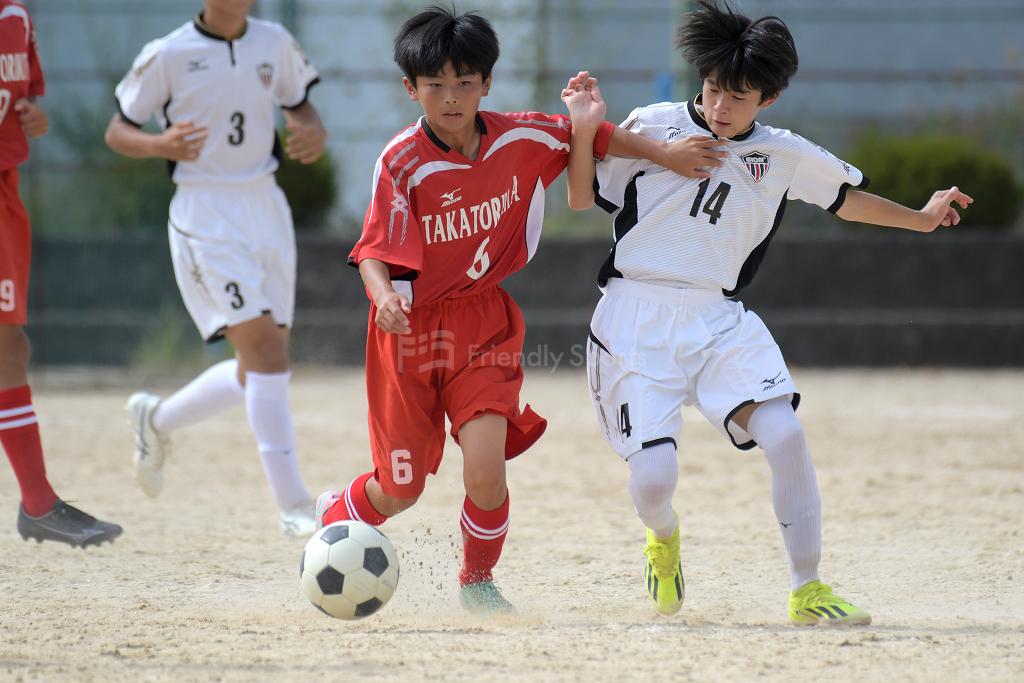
25, 233, 1024, 367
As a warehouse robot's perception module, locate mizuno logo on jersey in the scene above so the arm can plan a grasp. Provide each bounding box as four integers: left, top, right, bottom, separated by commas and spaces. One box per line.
422, 176, 520, 246
440, 188, 462, 207
187, 59, 208, 73
741, 151, 770, 183
761, 371, 786, 390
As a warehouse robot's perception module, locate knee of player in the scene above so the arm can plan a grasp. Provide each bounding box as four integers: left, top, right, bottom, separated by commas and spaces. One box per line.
384, 491, 422, 515
463, 472, 507, 509
627, 444, 679, 498
0, 328, 31, 370
763, 416, 808, 454
630, 473, 676, 502
629, 469, 677, 503
248, 335, 290, 372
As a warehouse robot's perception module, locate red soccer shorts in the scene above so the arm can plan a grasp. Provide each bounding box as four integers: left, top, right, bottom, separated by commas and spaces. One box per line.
0, 168, 30, 326
364, 285, 546, 499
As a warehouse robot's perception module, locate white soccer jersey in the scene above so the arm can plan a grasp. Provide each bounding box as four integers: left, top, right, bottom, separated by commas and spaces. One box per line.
595, 95, 868, 296
115, 14, 319, 186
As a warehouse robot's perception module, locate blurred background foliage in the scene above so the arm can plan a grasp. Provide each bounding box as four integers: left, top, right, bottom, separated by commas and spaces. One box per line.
848, 134, 1020, 231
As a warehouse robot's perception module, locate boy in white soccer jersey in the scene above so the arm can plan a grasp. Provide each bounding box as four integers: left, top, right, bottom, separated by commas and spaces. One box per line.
564, 0, 972, 624
104, 0, 327, 536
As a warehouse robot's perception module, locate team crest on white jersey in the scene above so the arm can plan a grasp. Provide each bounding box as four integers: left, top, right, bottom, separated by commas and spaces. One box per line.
440, 188, 462, 207
257, 62, 273, 89
741, 151, 770, 183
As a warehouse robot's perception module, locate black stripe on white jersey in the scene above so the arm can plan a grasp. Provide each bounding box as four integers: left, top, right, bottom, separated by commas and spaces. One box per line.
116, 98, 144, 128
593, 175, 619, 213
282, 76, 321, 111
162, 98, 176, 177
597, 170, 645, 287
724, 196, 787, 298
827, 175, 871, 214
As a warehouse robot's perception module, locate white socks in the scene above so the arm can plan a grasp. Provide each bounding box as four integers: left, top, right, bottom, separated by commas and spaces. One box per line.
151, 360, 244, 433
148, 360, 310, 513
244, 371, 311, 511
627, 441, 679, 540
746, 397, 821, 591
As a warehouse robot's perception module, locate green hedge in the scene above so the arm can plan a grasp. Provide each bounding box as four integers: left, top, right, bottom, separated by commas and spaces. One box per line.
274, 137, 338, 230
848, 134, 1021, 231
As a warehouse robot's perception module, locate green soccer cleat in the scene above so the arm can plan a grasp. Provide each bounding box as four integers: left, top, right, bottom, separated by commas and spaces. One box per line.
643, 522, 684, 615
459, 580, 515, 615
789, 580, 871, 626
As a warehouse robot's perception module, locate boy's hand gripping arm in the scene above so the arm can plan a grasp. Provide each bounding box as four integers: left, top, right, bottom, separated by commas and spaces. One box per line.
609, 129, 725, 180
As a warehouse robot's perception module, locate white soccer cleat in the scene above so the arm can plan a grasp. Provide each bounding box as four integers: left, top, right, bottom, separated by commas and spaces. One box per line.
280, 500, 317, 537
125, 392, 171, 498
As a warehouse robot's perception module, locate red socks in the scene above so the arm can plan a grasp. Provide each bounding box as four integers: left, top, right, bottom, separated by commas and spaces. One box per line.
0, 385, 57, 517
323, 471, 389, 527
323, 473, 510, 588
459, 494, 510, 586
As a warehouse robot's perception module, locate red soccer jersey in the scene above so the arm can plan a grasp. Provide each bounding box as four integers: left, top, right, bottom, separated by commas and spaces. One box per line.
0, 0, 42, 170
349, 111, 614, 305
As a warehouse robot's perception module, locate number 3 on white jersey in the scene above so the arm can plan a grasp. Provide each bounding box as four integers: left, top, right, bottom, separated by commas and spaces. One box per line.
467, 237, 491, 281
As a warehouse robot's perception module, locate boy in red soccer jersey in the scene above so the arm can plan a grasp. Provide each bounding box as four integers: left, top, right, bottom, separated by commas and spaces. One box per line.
316, 6, 718, 613
0, 0, 122, 546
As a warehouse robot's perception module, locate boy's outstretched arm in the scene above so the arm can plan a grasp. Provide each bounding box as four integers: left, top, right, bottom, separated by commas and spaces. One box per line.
837, 187, 973, 232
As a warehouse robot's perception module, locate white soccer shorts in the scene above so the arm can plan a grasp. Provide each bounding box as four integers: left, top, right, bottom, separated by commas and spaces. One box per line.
587, 278, 799, 458
167, 177, 296, 342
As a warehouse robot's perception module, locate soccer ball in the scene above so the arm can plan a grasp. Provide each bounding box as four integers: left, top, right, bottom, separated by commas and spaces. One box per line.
299, 521, 400, 619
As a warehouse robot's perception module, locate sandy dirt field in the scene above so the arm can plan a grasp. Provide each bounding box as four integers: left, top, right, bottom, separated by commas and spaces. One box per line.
1, 368, 1022, 682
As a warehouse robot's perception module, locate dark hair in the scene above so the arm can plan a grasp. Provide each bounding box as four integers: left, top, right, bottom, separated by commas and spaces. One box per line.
676, 0, 798, 101
394, 5, 500, 84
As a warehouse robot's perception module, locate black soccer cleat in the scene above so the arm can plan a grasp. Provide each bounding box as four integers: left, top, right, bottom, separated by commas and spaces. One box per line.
17, 500, 123, 548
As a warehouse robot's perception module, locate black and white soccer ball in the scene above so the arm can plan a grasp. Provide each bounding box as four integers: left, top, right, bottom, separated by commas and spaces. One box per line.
299, 521, 400, 620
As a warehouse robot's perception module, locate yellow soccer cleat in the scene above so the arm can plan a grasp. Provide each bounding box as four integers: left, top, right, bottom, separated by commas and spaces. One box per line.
789, 580, 871, 626
643, 523, 684, 615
